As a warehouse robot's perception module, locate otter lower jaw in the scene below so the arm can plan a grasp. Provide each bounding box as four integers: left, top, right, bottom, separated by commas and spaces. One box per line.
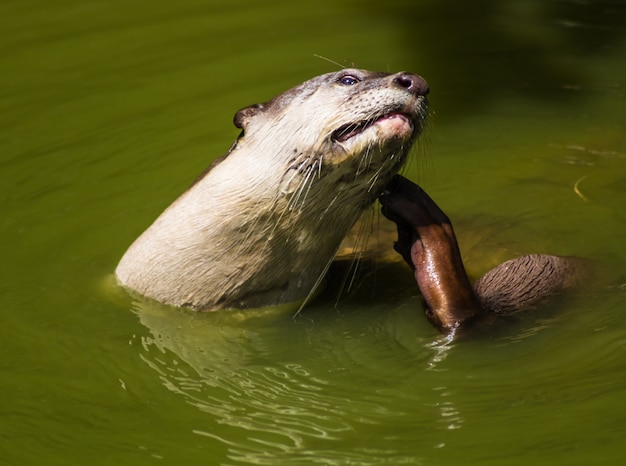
332, 112, 414, 143
328, 111, 417, 172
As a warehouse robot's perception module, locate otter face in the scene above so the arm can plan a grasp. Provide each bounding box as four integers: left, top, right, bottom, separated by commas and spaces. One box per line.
234, 69, 429, 196
323, 70, 429, 167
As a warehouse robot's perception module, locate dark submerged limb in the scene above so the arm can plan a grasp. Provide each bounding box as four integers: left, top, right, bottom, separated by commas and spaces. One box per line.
379, 175, 482, 333
379, 175, 589, 334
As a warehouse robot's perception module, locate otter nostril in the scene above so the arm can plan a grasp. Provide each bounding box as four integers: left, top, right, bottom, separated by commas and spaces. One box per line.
393, 73, 429, 96
394, 75, 413, 88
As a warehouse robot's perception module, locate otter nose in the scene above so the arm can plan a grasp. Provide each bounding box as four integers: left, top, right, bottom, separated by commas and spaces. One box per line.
393, 73, 429, 96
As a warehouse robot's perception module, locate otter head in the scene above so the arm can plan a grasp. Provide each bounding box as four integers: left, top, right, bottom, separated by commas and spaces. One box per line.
115, 69, 430, 311
232, 69, 429, 206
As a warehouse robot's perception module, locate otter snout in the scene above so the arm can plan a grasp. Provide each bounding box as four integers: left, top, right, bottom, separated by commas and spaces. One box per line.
393, 72, 429, 97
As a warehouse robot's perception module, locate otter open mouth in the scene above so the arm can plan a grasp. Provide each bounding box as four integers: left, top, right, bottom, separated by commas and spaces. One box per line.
331, 112, 413, 143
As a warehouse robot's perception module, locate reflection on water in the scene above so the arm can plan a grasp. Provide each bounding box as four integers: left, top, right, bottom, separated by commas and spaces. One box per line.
128, 287, 620, 464
131, 296, 476, 463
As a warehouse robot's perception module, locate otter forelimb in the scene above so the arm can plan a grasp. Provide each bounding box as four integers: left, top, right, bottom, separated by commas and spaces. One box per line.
380, 175, 589, 334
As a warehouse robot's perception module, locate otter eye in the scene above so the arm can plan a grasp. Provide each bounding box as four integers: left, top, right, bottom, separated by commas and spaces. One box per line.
338, 75, 360, 86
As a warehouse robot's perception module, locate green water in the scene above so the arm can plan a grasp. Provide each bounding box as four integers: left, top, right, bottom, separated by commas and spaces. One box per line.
2, 1, 626, 465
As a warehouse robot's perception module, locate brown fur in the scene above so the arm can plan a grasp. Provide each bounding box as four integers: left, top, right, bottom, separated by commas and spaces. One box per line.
380, 175, 590, 334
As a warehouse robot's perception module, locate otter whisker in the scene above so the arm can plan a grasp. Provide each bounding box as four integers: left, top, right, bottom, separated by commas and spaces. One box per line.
367, 159, 388, 191
316, 191, 343, 226
298, 165, 317, 212
334, 208, 376, 302
288, 155, 324, 214
355, 143, 374, 177
293, 247, 338, 318
312, 54, 349, 70
317, 154, 323, 180
288, 153, 311, 172
281, 162, 306, 194
289, 165, 315, 212
367, 158, 393, 192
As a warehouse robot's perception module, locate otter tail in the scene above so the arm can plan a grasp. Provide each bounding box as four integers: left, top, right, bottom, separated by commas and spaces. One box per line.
473, 254, 591, 314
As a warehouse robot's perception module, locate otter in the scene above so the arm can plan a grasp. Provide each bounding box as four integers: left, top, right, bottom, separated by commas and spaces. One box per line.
116, 69, 430, 310
380, 175, 590, 335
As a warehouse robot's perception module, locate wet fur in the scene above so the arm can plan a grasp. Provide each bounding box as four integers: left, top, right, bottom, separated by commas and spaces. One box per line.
116, 69, 428, 310
380, 175, 591, 335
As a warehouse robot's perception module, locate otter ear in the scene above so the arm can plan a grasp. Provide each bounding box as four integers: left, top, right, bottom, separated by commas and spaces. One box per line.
234, 103, 265, 130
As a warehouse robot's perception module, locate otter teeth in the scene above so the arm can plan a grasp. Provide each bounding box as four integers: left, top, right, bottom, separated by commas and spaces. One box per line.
332, 112, 411, 143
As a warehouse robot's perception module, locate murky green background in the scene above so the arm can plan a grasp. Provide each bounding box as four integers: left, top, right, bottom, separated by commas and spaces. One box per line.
2, 0, 626, 465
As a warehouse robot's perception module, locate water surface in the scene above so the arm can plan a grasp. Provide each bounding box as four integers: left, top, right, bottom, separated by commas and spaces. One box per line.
2, 1, 626, 465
